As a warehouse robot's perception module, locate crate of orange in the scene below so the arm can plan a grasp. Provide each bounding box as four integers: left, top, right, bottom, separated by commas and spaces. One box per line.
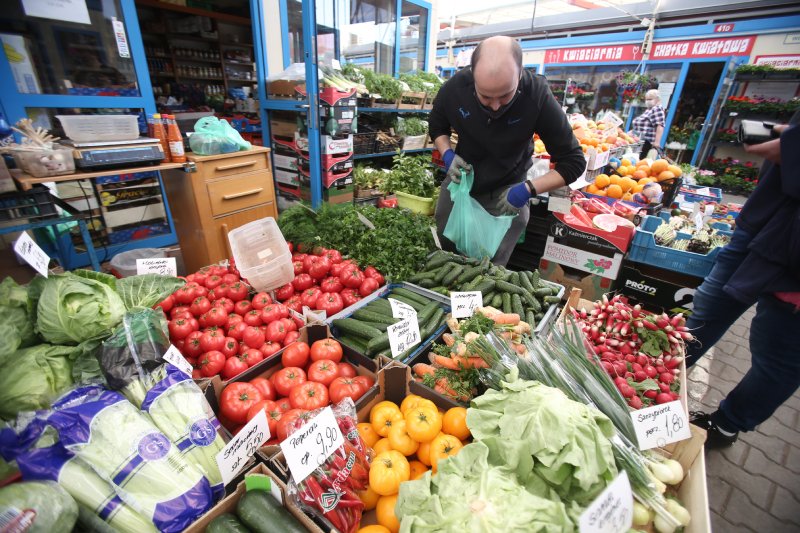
583, 157, 683, 209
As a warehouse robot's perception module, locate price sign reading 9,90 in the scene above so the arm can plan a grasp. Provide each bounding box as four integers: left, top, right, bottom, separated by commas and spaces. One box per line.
280, 407, 344, 483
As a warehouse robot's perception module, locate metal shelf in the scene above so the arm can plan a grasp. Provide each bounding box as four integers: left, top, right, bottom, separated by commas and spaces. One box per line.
356, 107, 430, 114
353, 148, 432, 159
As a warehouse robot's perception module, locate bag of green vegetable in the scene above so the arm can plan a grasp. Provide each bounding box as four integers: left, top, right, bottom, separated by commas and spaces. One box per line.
0, 344, 76, 419
0, 480, 78, 533
0, 277, 38, 360
396, 441, 572, 532
444, 169, 515, 259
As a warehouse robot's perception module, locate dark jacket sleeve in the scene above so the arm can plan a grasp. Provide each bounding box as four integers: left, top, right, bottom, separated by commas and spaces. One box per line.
533, 85, 586, 184
428, 82, 452, 142
780, 124, 800, 199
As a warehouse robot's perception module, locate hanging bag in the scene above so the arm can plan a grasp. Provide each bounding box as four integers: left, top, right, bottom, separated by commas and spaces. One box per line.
443, 169, 515, 259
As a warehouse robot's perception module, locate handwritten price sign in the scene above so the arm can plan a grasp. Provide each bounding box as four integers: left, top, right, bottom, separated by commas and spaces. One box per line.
389, 298, 417, 320
388, 318, 421, 358
579, 471, 633, 533
163, 345, 193, 376
280, 407, 344, 483
216, 410, 269, 485
136, 257, 178, 276
450, 291, 482, 319
631, 401, 691, 450
14, 232, 50, 277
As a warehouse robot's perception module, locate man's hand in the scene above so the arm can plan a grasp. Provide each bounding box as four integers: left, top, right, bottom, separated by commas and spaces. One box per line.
443, 150, 471, 184
499, 181, 533, 215
744, 124, 788, 165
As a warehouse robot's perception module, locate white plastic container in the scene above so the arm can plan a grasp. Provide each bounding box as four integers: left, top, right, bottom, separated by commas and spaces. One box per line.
110, 248, 166, 278
227, 218, 293, 291
56, 114, 140, 142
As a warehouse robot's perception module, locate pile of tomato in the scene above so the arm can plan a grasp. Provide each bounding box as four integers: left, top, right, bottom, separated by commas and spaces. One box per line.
155, 261, 304, 380
274, 245, 385, 316
218, 339, 376, 439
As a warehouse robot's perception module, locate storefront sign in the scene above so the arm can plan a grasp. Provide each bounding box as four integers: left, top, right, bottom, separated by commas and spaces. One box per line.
754, 54, 800, 69
544, 36, 754, 64
784, 34, 800, 45
544, 45, 641, 64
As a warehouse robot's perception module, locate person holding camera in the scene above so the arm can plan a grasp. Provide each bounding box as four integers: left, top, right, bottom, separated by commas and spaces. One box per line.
687, 111, 800, 448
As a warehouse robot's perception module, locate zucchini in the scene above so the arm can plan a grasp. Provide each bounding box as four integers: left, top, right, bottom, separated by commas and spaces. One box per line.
352, 309, 399, 325
474, 279, 496, 294
207, 514, 250, 533
456, 265, 483, 285
332, 318, 382, 339
491, 293, 503, 308
237, 489, 307, 533
501, 293, 512, 314
511, 294, 525, 317
442, 264, 464, 287
391, 288, 431, 307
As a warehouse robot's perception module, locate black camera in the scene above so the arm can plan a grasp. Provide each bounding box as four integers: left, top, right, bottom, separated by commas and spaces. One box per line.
738, 120, 779, 145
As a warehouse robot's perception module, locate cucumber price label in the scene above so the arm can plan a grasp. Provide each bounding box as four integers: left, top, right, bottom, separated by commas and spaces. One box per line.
630, 401, 691, 450
136, 257, 177, 276
280, 406, 344, 483
388, 318, 421, 358
389, 298, 417, 320
579, 471, 632, 533
450, 291, 482, 319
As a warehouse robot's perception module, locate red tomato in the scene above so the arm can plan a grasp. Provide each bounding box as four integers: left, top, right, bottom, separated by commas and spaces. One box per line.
329, 377, 367, 404
277, 409, 307, 441
194, 286, 209, 299
307, 359, 339, 387
276, 398, 292, 413
275, 283, 295, 301
227, 282, 249, 302
156, 294, 174, 314
170, 305, 191, 320
189, 296, 211, 317
320, 277, 343, 293
222, 273, 240, 285
340, 288, 361, 307
283, 331, 300, 345
292, 274, 314, 292
282, 342, 310, 368
284, 296, 303, 313
221, 336, 238, 358
316, 292, 344, 316
260, 304, 282, 324
200, 330, 225, 352
192, 368, 203, 380
240, 348, 264, 368
174, 285, 197, 305
308, 257, 331, 280
220, 382, 263, 424
339, 267, 364, 289
187, 317, 200, 332
292, 252, 307, 262
213, 297, 235, 314
205, 275, 223, 290
310, 339, 343, 363
289, 382, 329, 410
337, 362, 357, 378
216, 284, 230, 300
302, 255, 321, 273
260, 340, 282, 358
330, 262, 346, 277
292, 261, 304, 276
192, 272, 208, 287
243, 326, 265, 349
247, 400, 282, 436
301, 288, 323, 309
199, 350, 226, 377
233, 300, 252, 316
363, 266, 385, 285
206, 307, 228, 327
273, 367, 307, 397
227, 321, 248, 341
222, 356, 250, 380
281, 317, 297, 333
250, 377, 276, 401
353, 375, 375, 390
265, 321, 287, 344
287, 242, 294, 254
251, 292, 273, 310
174, 339, 185, 351
168, 318, 194, 340
227, 313, 244, 328
183, 331, 204, 358
243, 309, 263, 327
358, 277, 380, 297
274, 304, 290, 320
321, 249, 342, 264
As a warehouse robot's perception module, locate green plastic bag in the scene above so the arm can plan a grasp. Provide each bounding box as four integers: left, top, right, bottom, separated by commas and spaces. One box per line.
189, 116, 252, 155
443, 170, 515, 259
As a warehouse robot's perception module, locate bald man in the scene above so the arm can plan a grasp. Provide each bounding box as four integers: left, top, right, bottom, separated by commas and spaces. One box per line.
429, 36, 586, 265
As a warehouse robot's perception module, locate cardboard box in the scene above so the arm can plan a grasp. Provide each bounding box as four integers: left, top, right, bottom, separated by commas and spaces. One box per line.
270, 116, 301, 138
319, 105, 357, 135
274, 168, 300, 187
538, 258, 614, 303
614, 262, 703, 315
300, 166, 353, 189
273, 153, 299, 172
298, 152, 354, 174
401, 134, 427, 150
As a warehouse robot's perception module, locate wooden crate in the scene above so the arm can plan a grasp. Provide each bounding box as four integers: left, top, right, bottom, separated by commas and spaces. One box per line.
397, 91, 426, 109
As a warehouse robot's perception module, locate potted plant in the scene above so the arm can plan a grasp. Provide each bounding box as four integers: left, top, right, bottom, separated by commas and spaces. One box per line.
381, 152, 436, 215
616, 70, 658, 102
395, 117, 429, 150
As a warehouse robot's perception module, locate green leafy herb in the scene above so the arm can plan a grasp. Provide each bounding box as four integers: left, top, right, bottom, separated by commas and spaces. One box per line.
458, 313, 495, 335
395, 117, 428, 137
381, 152, 435, 198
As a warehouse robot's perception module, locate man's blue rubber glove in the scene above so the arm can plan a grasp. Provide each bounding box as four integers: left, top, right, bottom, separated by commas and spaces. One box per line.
443, 149, 471, 184
499, 181, 535, 215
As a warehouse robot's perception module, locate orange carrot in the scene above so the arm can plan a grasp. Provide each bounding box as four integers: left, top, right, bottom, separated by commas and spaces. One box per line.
467, 357, 489, 369
413, 363, 436, 377
511, 342, 526, 354
499, 331, 513, 340
432, 354, 462, 370
493, 313, 520, 325
442, 333, 456, 347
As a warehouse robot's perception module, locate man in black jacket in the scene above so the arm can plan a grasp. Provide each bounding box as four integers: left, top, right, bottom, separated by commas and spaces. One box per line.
429, 36, 585, 265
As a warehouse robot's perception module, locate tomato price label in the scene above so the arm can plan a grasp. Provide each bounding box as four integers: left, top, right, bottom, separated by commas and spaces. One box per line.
136, 257, 177, 276
388, 318, 421, 358
216, 410, 270, 485
579, 471, 633, 533
13, 231, 50, 277
450, 291, 482, 319
280, 406, 344, 483
163, 345, 193, 376
388, 298, 417, 320
630, 401, 691, 450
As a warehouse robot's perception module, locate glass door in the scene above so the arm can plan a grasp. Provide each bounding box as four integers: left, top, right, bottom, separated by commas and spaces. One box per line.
691, 59, 737, 166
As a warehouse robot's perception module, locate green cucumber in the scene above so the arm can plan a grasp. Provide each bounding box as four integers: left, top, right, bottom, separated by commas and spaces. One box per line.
535, 312, 544, 321
544, 295, 562, 305
482, 290, 496, 306
339, 334, 368, 352
430, 286, 449, 296
491, 293, 503, 308
511, 294, 525, 317
474, 279, 496, 294
424, 251, 450, 270
526, 310, 537, 329
237, 489, 307, 533
529, 270, 541, 288
462, 275, 483, 292
509, 272, 520, 285
519, 271, 535, 294
456, 265, 483, 285
332, 318, 382, 339
417, 278, 436, 288
479, 256, 491, 270
366, 332, 391, 355
442, 264, 464, 287
527, 294, 542, 313
434, 262, 457, 284
352, 309, 399, 325
390, 288, 431, 307
207, 513, 250, 533
363, 321, 390, 332
417, 301, 440, 324
494, 280, 527, 297
534, 287, 554, 298
501, 293, 512, 314
363, 299, 393, 315
420, 308, 445, 338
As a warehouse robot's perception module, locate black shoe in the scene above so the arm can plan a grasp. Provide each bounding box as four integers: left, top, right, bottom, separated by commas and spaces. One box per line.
690, 411, 739, 449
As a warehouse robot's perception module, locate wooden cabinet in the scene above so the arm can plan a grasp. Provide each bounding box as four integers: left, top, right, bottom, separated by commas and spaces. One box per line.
161, 146, 277, 273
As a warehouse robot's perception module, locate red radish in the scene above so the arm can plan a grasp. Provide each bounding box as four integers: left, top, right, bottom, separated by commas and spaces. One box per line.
656, 393, 674, 404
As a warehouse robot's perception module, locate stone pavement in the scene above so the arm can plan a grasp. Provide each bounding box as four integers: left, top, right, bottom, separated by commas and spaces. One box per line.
686, 305, 800, 532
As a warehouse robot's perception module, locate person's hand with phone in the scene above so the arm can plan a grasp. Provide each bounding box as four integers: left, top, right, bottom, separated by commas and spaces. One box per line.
744, 124, 788, 165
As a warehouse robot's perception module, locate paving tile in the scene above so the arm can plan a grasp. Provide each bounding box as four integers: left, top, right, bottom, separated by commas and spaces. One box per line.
784, 445, 800, 473
716, 339, 737, 356
710, 509, 749, 532
771, 404, 799, 430
731, 344, 752, 362
741, 432, 788, 466
742, 447, 799, 493
709, 451, 775, 510
717, 361, 746, 382
770, 486, 800, 526
707, 475, 733, 512
755, 418, 798, 447
719, 440, 750, 466
723, 487, 793, 532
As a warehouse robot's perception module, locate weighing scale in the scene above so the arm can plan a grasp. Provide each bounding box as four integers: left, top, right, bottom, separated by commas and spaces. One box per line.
62, 137, 166, 171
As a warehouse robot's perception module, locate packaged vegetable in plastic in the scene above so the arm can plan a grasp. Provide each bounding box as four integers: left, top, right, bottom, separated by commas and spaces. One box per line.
189, 116, 251, 155
286, 398, 371, 533
0, 343, 76, 419
0, 480, 78, 533
47, 385, 213, 533
443, 169, 514, 259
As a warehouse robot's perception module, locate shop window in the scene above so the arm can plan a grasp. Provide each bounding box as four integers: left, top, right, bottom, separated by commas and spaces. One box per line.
543, 65, 625, 119
398, 1, 428, 73
0, 1, 139, 96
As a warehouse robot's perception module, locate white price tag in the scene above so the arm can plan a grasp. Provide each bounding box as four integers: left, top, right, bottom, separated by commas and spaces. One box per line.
630, 401, 691, 450
388, 298, 417, 320
579, 471, 633, 533
450, 291, 482, 319
302, 306, 327, 324
163, 345, 193, 376
13, 232, 49, 277
216, 410, 270, 485
136, 257, 178, 276
430, 227, 442, 249
548, 196, 571, 213
694, 213, 704, 232
331, 59, 341, 70
112, 18, 130, 58
357, 213, 375, 230
280, 406, 344, 483
387, 318, 421, 358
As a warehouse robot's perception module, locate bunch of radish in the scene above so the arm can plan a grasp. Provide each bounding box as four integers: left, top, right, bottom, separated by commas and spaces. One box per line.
571, 293, 693, 409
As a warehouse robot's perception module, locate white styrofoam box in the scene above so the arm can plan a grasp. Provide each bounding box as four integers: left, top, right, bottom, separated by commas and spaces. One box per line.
104, 202, 166, 228
56, 114, 139, 142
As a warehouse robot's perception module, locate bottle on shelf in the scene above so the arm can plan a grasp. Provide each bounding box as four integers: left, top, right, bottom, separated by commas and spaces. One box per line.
151, 113, 171, 162
165, 115, 186, 163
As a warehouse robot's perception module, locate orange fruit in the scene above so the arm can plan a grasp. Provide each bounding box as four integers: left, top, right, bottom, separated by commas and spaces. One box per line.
409, 460, 429, 480
358, 526, 391, 533
622, 192, 634, 201
358, 422, 381, 448
650, 159, 669, 175
632, 184, 644, 193
595, 174, 611, 189
619, 178, 636, 193
621, 158, 632, 166
668, 164, 683, 177
442, 407, 470, 440
658, 170, 676, 182
632, 169, 648, 180
593, 189, 607, 197
606, 184, 623, 199
376, 495, 400, 533
638, 177, 652, 185
358, 484, 381, 511
373, 438, 392, 455
586, 184, 600, 194
605, 135, 618, 144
